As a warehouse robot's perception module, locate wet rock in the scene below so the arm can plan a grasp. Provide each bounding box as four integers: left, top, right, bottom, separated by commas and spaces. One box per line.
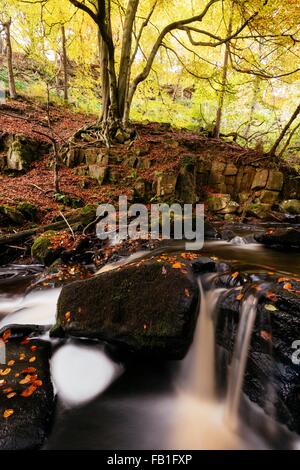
176, 158, 197, 204
0, 325, 54, 450
51, 254, 200, 359
255, 228, 300, 249
245, 203, 273, 220
280, 199, 300, 215
216, 278, 300, 433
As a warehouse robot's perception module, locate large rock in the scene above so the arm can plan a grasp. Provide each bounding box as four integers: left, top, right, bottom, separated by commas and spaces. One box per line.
51, 254, 200, 359
7, 135, 43, 171
255, 228, 300, 249
251, 169, 269, 190
0, 325, 54, 450
266, 171, 284, 191
207, 194, 231, 212
88, 164, 108, 185
280, 199, 300, 215
0, 205, 25, 226
259, 190, 279, 205
215, 277, 300, 434
154, 173, 177, 198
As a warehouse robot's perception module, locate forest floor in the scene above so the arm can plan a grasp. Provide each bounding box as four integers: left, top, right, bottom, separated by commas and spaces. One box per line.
0, 98, 277, 227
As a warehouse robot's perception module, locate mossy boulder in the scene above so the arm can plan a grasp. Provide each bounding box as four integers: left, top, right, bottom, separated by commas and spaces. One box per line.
7, 135, 43, 171
16, 203, 38, 221
0, 205, 25, 226
280, 199, 300, 215
51, 254, 200, 359
31, 230, 60, 265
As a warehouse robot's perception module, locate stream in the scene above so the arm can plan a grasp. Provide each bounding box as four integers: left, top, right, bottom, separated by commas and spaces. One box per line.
0, 238, 300, 450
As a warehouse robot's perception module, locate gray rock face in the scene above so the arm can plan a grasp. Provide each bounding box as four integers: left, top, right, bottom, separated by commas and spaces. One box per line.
51, 254, 200, 359
0, 325, 54, 450
6, 135, 45, 171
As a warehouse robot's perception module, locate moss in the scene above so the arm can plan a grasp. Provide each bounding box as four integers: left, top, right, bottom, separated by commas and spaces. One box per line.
0, 205, 25, 226
31, 230, 56, 264
17, 202, 38, 221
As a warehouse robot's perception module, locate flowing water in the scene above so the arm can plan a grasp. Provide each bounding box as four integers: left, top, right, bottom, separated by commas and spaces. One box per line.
0, 240, 300, 450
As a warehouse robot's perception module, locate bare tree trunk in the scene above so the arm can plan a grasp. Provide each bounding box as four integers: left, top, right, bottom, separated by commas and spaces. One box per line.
0, 33, 4, 55
213, 7, 233, 138
244, 77, 260, 139
118, 0, 140, 122
98, 29, 110, 123
3, 20, 16, 99
269, 103, 300, 156
61, 25, 69, 103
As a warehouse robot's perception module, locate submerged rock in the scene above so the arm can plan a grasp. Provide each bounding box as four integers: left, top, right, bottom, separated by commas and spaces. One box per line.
51, 254, 200, 359
255, 228, 300, 249
0, 325, 54, 450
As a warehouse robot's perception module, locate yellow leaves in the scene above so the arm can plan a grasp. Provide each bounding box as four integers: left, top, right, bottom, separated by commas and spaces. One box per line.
0, 379, 6, 386
172, 262, 183, 269
283, 283, 292, 290
231, 271, 239, 280
264, 304, 278, 312
0, 368, 11, 376
64, 311, 71, 322
7, 392, 16, 399
7, 360, 15, 366
3, 409, 14, 419
19, 353, 26, 361
29, 356, 36, 363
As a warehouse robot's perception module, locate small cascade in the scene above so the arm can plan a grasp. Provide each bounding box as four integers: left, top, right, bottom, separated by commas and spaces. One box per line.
183, 278, 225, 399
224, 293, 259, 430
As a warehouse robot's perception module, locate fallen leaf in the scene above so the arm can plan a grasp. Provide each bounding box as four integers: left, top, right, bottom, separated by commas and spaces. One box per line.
19, 353, 26, 361
3, 409, 14, 418
22, 367, 36, 374
30, 345, 37, 352
29, 356, 36, 363
283, 283, 292, 290
260, 330, 272, 341
3, 387, 13, 393
20, 384, 37, 397
231, 272, 239, 280
7, 392, 16, 399
236, 293, 244, 301
19, 375, 32, 385
172, 262, 183, 269
264, 304, 278, 312
2, 330, 11, 342
7, 360, 15, 366
0, 368, 11, 376
162, 266, 167, 275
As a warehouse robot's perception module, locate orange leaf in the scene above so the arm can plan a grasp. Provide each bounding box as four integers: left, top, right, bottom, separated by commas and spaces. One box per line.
3, 387, 13, 393
19, 375, 32, 385
29, 356, 36, 363
7, 392, 16, 399
172, 262, 183, 269
20, 385, 37, 397
3, 409, 14, 418
22, 367, 36, 374
30, 345, 37, 352
236, 293, 244, 301
283, 283, 292, 290
0, 368, 11, 376
260, 330, 272, 341
231, 272, 239, 280
7, 360, 15, 366
2, 330, 11, 342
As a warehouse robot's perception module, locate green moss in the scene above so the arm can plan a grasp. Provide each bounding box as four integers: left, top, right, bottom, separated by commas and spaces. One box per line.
31, 230, 56, 263
17, 202, 38, 221
0, 205, 25, 226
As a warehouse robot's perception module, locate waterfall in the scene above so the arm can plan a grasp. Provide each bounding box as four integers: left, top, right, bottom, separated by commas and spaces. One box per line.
224, 293, 258, 430
183, 278, 225, 399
